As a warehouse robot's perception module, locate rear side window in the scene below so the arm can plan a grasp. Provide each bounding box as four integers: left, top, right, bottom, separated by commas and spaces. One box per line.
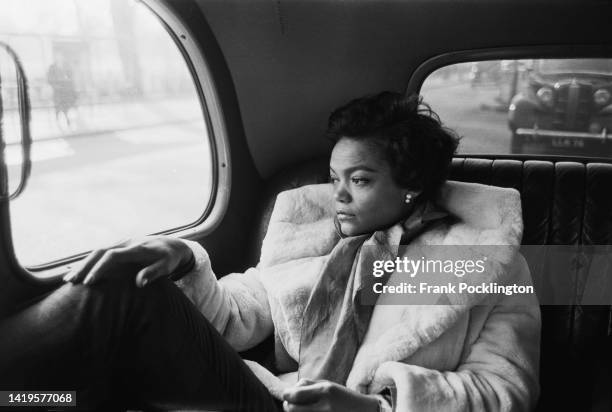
420, 58, 612, 158
1, 0, 213, 270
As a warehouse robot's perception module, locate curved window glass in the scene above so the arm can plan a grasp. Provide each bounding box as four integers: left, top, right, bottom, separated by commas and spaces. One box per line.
0, 0, 213, 270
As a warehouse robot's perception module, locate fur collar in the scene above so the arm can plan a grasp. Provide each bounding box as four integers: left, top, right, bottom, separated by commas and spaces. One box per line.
258, 181, 524, 392
260, 181, 522, 268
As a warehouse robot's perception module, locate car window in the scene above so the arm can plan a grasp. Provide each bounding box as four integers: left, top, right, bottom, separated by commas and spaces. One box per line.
420, 58, 612, 158
0, 0, 213, 270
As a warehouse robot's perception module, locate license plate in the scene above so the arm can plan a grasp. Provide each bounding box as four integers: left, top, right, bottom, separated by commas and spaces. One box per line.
551, 137, 585, 148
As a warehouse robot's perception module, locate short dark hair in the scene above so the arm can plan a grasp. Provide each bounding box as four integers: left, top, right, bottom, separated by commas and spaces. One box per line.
326, 92, 460, 200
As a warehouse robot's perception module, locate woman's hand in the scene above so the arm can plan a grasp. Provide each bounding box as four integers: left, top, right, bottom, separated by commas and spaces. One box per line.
282, 379, 379, 412
62, 236, 194, 287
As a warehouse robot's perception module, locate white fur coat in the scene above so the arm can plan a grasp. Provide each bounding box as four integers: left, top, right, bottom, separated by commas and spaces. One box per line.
176, 181, 541, 411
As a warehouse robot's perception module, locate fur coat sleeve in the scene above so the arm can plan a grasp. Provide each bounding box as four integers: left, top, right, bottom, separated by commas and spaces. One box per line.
369, 254, 541, 412
173, 241, 273, 351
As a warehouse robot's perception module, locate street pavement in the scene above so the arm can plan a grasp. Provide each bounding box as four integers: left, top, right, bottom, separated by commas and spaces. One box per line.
3, 95, 202, 143
4, 97, 212, 269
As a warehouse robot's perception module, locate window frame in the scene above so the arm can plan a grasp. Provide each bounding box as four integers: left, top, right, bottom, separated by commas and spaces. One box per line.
8, 0, 231, 277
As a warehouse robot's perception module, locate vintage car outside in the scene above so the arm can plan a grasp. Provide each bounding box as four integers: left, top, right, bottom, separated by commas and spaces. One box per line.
508, 59, 612, 156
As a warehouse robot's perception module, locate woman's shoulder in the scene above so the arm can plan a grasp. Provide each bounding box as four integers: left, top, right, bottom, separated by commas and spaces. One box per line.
435, 181, 521, 230
432, 181, 523, 246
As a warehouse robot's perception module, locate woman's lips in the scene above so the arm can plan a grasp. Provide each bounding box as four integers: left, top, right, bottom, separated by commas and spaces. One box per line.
336, 211, 356, 221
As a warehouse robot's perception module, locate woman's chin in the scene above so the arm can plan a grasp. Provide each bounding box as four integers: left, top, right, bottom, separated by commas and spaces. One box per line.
339, 222, 365, 237
340, 219, 393, 236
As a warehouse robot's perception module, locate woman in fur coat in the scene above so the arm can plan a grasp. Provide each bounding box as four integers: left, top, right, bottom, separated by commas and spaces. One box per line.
1, 92, 540, 411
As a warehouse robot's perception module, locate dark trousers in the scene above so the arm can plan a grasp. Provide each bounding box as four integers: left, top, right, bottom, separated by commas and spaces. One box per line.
0, 276, 283, 412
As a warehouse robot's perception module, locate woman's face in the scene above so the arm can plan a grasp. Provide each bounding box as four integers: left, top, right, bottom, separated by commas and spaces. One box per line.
330, 137, 414, 236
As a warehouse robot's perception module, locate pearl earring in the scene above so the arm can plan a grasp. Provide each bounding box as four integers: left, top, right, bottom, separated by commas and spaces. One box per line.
405, 193, 413, 204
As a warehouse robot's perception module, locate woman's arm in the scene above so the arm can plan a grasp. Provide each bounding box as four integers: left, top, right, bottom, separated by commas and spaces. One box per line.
372, 305, 540, 411
369, 256, 541, 411
64, 236, 274, 352
174, 240, 274, 351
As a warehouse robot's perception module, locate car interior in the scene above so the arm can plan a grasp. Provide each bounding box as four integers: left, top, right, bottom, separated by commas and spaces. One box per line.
1, 0, 611, 410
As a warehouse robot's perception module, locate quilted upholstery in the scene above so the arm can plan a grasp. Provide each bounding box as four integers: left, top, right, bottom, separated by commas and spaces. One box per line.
450, 158, 612, 412
245, 157, 612, 411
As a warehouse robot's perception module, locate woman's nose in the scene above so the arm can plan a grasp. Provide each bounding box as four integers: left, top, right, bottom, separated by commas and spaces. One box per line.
334, 183, 351, 203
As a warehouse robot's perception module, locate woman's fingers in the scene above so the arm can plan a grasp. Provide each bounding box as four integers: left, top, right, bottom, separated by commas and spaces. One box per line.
281, 379, 316, 402
283, 399, 326, 412
81, 245, 139, 285
63, 238, 136, 283
63, 248, 106, 283
63, 236, 180, 286
135, 261, 166, 288
283, 381, 334, 404
368, 361, 401, 394
295, 378, 318, 387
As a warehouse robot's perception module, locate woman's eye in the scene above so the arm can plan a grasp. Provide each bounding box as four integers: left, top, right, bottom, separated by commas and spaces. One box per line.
351, 177, 369, 185
330, 176, 339, 183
